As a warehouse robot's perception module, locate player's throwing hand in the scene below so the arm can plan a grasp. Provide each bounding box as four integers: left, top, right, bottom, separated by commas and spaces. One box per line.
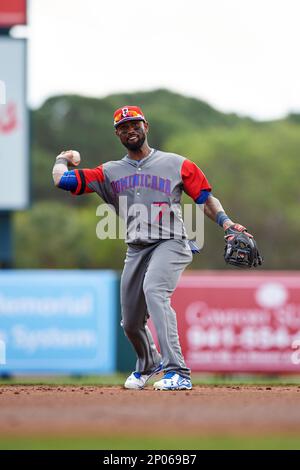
56, 150, 81, 166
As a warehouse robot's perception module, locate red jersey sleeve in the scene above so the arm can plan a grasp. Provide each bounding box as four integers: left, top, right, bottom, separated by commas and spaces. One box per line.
181, 159, 212, 202
72, 165, 105, 195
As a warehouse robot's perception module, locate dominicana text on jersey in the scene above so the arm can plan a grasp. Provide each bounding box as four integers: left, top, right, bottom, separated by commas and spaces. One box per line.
64, 150, 212, 244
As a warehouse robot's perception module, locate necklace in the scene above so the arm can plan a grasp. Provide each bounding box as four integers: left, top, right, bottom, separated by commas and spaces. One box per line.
147, 148, 154, 159
127, 148, 154, 163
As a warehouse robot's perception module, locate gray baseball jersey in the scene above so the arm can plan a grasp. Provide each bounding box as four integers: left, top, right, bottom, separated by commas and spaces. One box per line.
71, 149, 211, 244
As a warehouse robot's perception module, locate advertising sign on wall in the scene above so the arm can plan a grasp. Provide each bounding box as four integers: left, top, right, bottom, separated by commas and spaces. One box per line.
0, 271, 118, 374
0, 0, 26, 27
153, 272, 300, 373
0, 38, 29, 210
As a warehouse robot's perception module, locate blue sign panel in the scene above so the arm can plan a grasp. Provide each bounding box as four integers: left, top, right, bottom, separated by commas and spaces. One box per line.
0, 270, 118, 374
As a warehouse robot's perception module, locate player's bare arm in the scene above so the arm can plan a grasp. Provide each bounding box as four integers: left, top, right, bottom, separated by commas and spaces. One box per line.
52, 150, 81, 187
204, 194, 234, 230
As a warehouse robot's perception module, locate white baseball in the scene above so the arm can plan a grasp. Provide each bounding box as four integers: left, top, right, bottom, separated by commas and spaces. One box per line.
71, 150, 81, 166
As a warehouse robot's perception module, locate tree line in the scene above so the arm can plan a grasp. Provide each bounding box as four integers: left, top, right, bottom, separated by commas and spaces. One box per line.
14, 89, 300, 269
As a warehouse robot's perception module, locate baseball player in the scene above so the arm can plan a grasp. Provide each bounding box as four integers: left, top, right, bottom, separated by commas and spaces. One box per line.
52, 105, 262, 390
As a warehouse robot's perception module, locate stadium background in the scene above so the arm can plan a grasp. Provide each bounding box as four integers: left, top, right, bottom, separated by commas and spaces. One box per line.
0, 0, 300, 450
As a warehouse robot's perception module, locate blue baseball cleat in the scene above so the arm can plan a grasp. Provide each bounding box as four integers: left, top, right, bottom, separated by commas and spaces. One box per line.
153, 371, 192, 390
124, 362, 163, 390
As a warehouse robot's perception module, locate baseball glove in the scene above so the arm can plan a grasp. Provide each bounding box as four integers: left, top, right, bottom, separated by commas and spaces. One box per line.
224, 224, 263, 268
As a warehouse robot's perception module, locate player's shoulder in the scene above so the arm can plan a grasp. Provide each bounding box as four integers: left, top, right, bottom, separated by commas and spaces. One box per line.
154, 149, 187, 165
102, 159, 127, 171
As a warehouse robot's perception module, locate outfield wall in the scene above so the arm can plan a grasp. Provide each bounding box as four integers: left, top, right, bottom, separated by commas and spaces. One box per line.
152, 271, 300, 373
0, 270, 118, 374
0, 270, 300, 374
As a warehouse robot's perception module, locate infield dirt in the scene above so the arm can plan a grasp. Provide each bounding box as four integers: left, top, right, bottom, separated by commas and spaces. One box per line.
0, 385, 300, 439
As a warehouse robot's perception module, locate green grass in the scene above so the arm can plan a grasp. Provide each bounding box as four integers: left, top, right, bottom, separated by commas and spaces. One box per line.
0, 374, 125, 386
0, 374, 300, 387
0, 435, 299, 450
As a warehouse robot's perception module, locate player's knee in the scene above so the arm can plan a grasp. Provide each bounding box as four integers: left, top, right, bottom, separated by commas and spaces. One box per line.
143, 283, 163, 307
143, 282, 152, 301
122, 318, 140, 337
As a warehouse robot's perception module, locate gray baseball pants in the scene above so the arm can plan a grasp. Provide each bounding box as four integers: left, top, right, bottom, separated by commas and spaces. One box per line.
120, 238, 193, 379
